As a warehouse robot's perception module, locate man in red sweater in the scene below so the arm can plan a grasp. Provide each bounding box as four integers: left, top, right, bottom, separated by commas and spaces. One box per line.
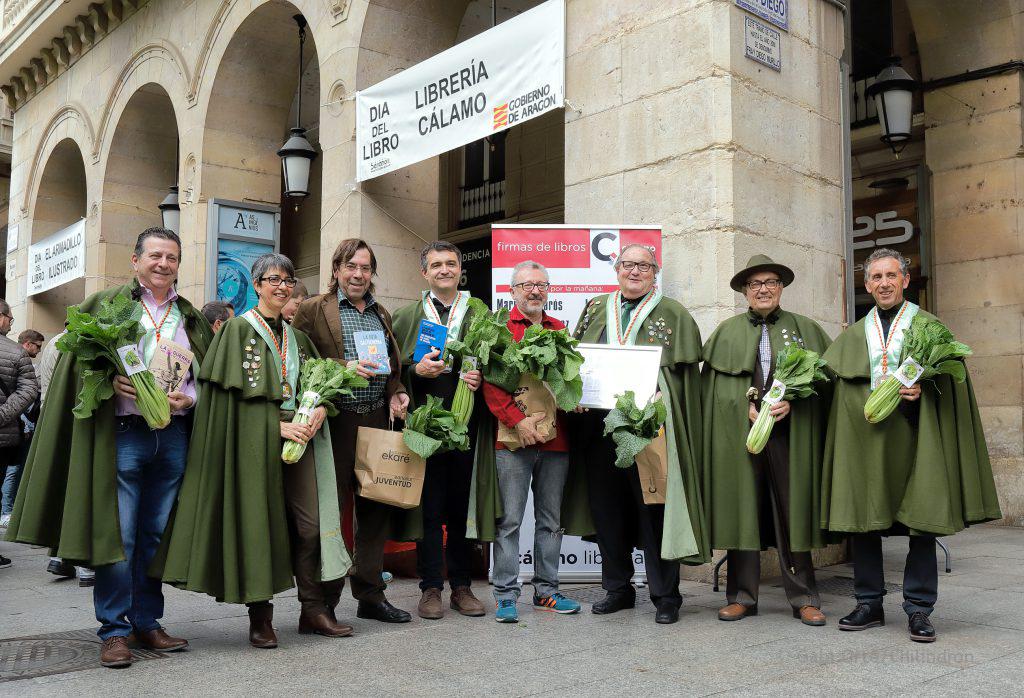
482, 261, 581, 623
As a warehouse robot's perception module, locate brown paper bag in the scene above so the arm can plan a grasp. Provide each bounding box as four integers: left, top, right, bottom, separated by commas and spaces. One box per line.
496, 374, 557, 450
354, 426, 426, 509
635, 430, 668, 505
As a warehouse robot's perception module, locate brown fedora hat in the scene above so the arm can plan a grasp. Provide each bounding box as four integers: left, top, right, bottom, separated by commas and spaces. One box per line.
730, 254, 795, 292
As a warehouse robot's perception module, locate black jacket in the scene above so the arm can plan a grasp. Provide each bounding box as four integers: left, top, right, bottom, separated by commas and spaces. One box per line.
0, 335, 39, 449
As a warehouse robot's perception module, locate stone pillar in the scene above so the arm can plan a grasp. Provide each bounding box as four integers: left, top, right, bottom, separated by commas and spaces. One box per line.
564, 0, 847, 577
907, 0, 1024, 526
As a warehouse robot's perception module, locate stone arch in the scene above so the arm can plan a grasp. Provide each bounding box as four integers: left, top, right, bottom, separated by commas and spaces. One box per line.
28, 137, 88, 335
22, 105, 94, 217
199, 0, 322, 295
100, 83, 179, 285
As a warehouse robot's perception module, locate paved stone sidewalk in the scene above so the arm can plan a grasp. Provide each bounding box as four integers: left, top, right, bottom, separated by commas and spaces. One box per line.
2, 524, 1022, 696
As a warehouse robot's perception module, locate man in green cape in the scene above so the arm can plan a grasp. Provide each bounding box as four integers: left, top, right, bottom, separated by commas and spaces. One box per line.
822, 248, 1001, 642
7, 227, 213, 668
391, 241, 488, 620
570, 244, 709, 625
701, 255, 831, 626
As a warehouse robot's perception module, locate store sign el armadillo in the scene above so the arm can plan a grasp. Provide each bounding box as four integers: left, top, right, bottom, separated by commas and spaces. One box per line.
355, 0, 565, 181
27, 219, 86, 296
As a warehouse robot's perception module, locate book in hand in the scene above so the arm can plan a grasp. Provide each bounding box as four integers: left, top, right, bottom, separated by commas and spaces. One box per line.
148, 337, 194, 393
413, 319, 448, 362
353, 330, 391, 375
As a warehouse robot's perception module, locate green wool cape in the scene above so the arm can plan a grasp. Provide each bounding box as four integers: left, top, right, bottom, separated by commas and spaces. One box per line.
390, 300, 501, 542
5, 282, 213, 566
568, 294, 711, 565
820, 312, 1001, 536
156, 316, 350, 604
701, 310, 832, 552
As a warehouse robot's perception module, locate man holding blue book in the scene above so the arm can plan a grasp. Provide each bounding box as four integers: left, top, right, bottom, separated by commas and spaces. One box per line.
392, 241, 486, 621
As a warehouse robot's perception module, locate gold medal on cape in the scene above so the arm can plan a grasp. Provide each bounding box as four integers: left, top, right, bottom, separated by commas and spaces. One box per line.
282, 382, 293, 400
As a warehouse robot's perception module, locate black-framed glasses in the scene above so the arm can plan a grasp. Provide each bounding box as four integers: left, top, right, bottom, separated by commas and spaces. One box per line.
259, 275, 298, 288
746, 279, 782, 291
513, 282, 550, 292
618, 261, 655, 273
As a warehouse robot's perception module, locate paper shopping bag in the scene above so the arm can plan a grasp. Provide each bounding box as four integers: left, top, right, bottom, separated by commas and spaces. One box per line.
354, 426, 426, 509
496, 373, 557, 450
635, 429, 668, 505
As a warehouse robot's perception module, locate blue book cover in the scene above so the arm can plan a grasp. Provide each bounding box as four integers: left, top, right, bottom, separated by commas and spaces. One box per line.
413, 319, 448, 362
353, 330, 391, 374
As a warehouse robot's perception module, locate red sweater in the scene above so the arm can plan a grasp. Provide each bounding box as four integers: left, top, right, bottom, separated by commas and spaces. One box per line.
481, 306, 570, 452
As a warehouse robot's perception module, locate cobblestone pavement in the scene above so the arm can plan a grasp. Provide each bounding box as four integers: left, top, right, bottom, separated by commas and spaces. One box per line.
2, 524, 1022, 696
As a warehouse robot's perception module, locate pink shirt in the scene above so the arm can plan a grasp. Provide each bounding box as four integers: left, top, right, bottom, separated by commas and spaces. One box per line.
115, 284, 197, 418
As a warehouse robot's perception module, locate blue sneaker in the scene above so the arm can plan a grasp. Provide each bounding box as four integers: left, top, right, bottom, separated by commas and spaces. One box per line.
495, 599, 519, 623
533, 592, 581, 614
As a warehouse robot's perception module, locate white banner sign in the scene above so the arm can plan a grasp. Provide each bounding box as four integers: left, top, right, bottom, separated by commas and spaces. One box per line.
488, 223, 662, 583
356, 0, 565, 181
27, 219, 86, 296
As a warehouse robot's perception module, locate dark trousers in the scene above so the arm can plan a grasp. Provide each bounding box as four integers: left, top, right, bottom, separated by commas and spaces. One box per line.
586, 431, 681, 609
330, 406, 395, 604
280, 441, 343, 615
726, 430, 819, 610
852, 532, 938, 616
416, 447, 473, 591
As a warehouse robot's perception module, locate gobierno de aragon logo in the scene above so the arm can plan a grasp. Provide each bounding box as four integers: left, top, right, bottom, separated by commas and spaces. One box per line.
493, 83, 556, 131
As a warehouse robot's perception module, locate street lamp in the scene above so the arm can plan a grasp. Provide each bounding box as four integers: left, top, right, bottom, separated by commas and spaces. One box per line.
867, 57, 917, 157
159, 185, 180, 234
278, 15, 317, 199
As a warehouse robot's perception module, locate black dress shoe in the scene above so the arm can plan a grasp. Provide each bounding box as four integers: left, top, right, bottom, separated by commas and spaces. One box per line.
591, 593, 636, 615
47, 558, 75, 578
654, 601, 680, 625
908, 612, 936, 642
357, 599, 412, 623
838, 603, 885, 631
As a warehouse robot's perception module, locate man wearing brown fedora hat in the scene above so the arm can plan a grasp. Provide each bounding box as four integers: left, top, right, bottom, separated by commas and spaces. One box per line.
701, 254, 832, 626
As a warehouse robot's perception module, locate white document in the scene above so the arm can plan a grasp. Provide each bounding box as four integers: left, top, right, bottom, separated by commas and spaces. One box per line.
577, 343, 662, 410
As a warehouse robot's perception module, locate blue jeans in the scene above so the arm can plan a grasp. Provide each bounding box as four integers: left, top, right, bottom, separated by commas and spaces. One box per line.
1, 463, 21, 516
492, 448, 569, 602
94, 416, 189, 640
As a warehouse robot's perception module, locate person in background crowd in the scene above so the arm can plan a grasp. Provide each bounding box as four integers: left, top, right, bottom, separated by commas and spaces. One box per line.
5, 228, 213, 668
822, 248, 1001, 643
282, 280, 308, 323
160, 253, 353, 648
392, 242, 487, 621
701, 255, 831, 626
0, 302, 39, 571
201, 301, 235, 333
482, 260, 581, 623
292, 238, 413, 624
0, 330, 44, 527
570, 244, 710, 625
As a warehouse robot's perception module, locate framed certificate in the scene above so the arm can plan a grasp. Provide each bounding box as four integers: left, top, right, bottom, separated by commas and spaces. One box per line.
577, 343, 663, 410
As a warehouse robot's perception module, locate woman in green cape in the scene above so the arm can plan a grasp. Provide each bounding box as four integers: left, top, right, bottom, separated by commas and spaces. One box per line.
157, 253, 352, 648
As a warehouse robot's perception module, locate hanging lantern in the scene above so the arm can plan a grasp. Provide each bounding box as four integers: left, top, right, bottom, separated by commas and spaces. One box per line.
158, 185, 180, 234
278, 15, 317, 199
867, 57, 917, 157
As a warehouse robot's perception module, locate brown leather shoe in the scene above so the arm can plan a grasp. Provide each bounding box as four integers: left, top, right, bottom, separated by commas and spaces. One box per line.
718, 603, 758, 621
795, 605, 826, 626
298, 611, 354, 638
450, 586, 486, 617
248, 604, 278, 649
100, 637, 133, 668
134, 628, 188, 652
418, 588, 444, 620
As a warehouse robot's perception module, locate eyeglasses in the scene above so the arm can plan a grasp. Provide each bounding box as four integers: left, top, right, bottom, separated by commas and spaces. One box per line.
512, 282, 550, 292
343, 263, 374, 274
259, 275, 298, 288
746, 279, 782, 291
618, 261, 655, 273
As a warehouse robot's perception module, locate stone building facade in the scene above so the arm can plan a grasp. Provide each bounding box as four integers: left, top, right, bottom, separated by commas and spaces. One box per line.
0, 0, 1018, 531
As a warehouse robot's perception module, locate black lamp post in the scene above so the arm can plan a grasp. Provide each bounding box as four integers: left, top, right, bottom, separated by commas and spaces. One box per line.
867, 57, 917, 157
278, 15, 317, 199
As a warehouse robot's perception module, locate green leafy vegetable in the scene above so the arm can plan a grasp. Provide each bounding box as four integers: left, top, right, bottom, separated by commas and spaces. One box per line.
57, 294, 171, 429
402, 394, 470, 459
282, 359, 370, 463
442, 298, 515, 425
864, 314, 973, 424
602, 391, 667, 468
746, 345, 828, 454
501, 324, 585, 411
